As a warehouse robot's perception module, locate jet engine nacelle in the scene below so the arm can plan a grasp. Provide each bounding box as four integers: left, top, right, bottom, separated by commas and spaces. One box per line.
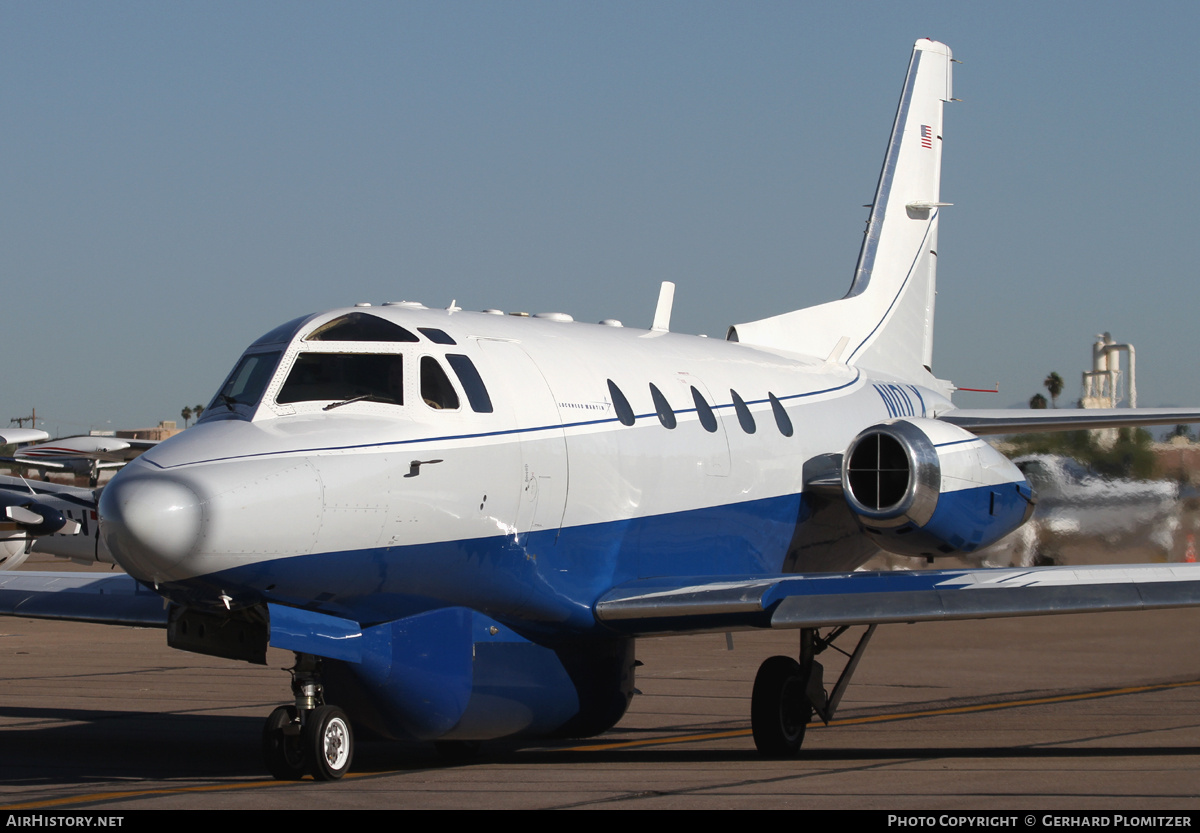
841, 418, 1035, 558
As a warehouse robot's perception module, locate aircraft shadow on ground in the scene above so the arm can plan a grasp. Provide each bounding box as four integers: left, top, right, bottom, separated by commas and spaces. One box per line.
2, 704, 1194, 785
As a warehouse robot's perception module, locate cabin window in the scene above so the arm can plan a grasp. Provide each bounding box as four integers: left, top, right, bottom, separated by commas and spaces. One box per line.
278, 353, 404, 405
731, 390, 756, 434
691, 386, 718, 433
608, 380, 635, 426
419, 327, 457, 345
212, 351, 282, 411
649, 383, 676, 429
305, 313, 419, 343
768, 392, 793, 437
446, 354, 493, 413
421, 356, 460, 410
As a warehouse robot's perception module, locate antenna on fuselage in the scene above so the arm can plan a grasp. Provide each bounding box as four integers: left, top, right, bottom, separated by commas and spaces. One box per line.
651, 281, 675, 332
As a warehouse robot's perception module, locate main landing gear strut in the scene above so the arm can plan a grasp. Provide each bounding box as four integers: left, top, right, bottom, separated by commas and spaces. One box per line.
750, 625, 876, 757
262, 653, 354, 781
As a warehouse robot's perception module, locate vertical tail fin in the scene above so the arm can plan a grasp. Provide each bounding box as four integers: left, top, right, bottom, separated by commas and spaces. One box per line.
728, 39, 954, 383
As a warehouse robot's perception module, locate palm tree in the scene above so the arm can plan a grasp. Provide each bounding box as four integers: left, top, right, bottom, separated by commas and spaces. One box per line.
1044, 372, 1064, 408
194, 403, 205, 420
1030, 393, 1048, 409
181, 406, 193, 428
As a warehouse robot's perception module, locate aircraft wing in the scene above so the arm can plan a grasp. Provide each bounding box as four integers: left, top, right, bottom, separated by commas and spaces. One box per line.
0, 456, 131, 471
4, 561, 1200, 641
0, 456, 71, 471
0, 429, 50, 445
0, 571, 167, 627
938, 407, 1200, 435
594, 563, 1200, 636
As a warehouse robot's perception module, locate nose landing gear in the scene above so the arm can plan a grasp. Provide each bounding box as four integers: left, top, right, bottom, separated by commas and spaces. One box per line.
305, 705, 353, 780
263, 704, 305, 779
262, 653, 354, 781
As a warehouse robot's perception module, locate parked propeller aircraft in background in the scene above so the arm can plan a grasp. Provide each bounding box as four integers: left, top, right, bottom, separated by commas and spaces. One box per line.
5, 39, 1200, 781
0, 431, 153, 569
0, 430, 89, 569
0, 433, 156, 487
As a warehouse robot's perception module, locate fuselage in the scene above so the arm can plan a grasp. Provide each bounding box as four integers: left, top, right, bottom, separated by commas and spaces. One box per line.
99, 304, 954, 634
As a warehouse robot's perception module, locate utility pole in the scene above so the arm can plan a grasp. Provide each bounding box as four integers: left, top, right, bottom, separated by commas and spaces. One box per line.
9, 408, 36, 429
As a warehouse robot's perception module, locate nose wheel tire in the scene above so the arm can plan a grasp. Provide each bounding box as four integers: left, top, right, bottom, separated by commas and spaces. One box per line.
304, 705, 353, 781
751, 655, 812, 757
263, 705, 306, 780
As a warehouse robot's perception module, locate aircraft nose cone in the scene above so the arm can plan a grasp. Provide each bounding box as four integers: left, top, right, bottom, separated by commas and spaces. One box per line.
100, 475, 203, 582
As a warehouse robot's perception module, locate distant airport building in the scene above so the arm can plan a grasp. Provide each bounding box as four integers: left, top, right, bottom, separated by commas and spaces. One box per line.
116, 420, 182, 442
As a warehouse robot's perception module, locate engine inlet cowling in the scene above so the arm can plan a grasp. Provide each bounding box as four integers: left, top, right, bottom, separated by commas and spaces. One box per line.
843, 420, 940, 528
841, 418, 1035, 557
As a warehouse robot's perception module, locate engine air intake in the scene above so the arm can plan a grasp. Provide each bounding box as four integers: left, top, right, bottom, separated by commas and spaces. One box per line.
846, 432, 910, 511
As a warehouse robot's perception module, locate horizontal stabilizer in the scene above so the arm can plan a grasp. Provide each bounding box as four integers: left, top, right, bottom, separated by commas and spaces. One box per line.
939, 407, 1200, 435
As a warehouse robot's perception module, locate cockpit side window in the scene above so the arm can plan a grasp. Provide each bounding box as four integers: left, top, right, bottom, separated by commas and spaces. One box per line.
445, 354, 493, 413
421, 356, 460, 410
277, 353, 404, 405
209, 351, 282, 413
305, 313, 419, 343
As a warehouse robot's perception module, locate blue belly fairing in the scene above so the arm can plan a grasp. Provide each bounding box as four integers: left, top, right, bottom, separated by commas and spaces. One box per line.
161, 491, 809, 632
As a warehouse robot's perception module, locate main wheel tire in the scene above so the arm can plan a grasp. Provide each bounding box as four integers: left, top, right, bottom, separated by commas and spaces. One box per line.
263, 705, 306, 780
751, 655, 811, 757
304, 705, 354, 781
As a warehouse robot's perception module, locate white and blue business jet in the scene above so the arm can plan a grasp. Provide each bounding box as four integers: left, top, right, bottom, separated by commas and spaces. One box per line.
6, 38, 1200, 781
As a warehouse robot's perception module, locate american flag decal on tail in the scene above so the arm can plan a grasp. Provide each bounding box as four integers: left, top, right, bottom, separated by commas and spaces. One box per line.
920, 124, 934, 148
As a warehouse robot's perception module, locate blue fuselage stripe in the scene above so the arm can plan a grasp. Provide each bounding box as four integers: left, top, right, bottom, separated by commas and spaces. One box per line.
145, 374, 863, 469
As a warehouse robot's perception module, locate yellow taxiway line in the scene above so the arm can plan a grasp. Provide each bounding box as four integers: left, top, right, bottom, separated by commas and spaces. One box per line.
6, 677, 1198, 810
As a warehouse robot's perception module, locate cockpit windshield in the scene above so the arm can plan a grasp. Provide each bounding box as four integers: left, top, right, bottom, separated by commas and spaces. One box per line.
278, 353, 404, 406
209, 351, 283, 413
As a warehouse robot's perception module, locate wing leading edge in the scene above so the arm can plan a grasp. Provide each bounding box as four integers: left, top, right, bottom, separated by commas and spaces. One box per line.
593, 563, 1200, 636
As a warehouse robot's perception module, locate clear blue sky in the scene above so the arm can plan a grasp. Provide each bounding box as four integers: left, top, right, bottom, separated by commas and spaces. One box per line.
3, 1, 1197, 434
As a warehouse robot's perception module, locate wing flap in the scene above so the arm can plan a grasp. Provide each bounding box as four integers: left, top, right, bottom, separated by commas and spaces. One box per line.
595, 564, 1200, 635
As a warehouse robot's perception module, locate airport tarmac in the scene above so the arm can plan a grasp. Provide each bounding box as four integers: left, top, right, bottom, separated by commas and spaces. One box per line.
2, 586, 1199, 810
